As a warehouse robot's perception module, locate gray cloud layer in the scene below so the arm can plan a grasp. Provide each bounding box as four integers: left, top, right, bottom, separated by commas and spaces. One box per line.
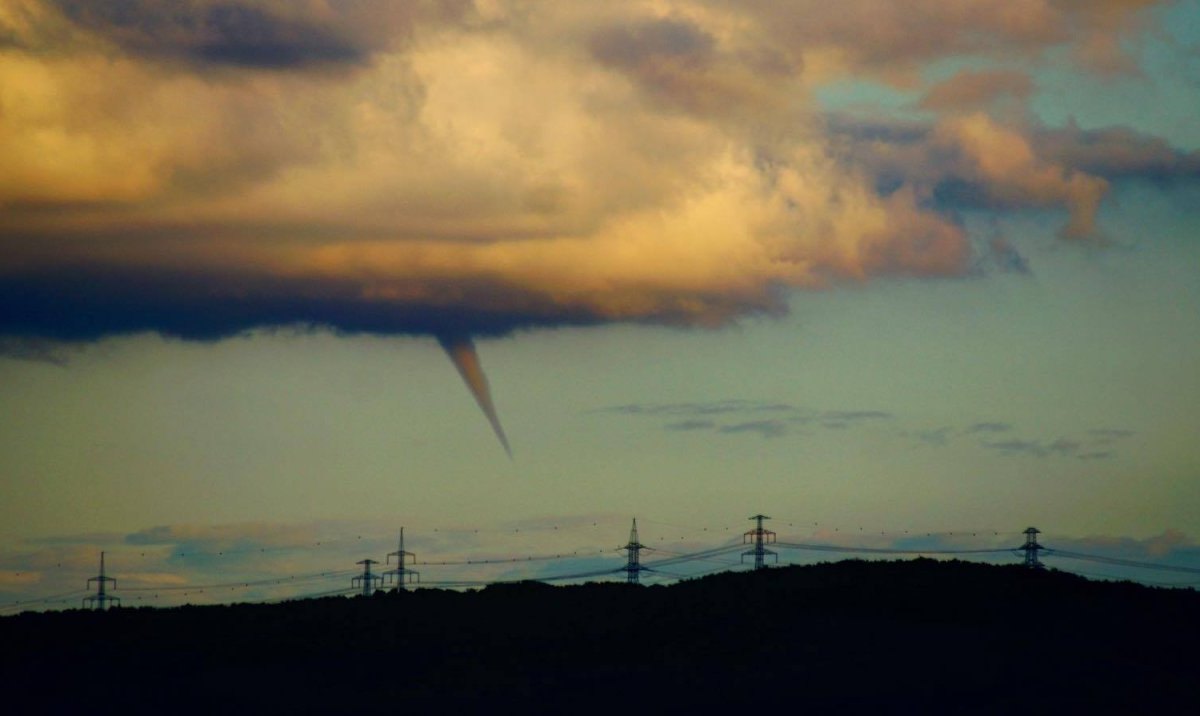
906, 421, 1136, 460
606, 402, 1142, 458
601, 400, 894, 439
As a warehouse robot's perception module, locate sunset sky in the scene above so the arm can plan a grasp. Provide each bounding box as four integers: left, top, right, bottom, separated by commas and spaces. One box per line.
2, 0, 1198, 608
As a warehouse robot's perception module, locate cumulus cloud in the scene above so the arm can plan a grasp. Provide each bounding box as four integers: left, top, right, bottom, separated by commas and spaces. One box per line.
834, 112, 1112, 240
0, 0, 1188, 346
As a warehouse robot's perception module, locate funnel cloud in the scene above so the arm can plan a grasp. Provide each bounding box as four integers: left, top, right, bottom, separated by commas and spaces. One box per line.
437, 335, 512, 458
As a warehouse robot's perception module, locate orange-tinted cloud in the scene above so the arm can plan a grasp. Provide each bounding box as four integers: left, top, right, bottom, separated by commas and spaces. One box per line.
919, 70, 1034, 112
0, 0, 1186, 342
934, 113, 1111, 239
714, 0, 1162, 80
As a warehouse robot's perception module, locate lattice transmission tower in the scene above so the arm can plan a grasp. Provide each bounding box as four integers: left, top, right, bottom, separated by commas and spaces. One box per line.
383, 527, 419, 590
1021, 527, 1044, 569
622, 518, 647, 584
353, 559, 382, 597
742, 514, 777, 570
84, 551, 120, 611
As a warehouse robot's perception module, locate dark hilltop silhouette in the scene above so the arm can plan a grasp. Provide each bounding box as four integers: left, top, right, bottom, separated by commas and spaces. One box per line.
4, 559, 1197, 713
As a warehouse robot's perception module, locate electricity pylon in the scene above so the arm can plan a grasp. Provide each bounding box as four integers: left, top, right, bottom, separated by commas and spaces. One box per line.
352, 559, 382, 597
622, 518, 647, 584
383, 527, 419, 590
84, 551, 120, 610
742, 514, 777, 570
1021, 527, 1044, 569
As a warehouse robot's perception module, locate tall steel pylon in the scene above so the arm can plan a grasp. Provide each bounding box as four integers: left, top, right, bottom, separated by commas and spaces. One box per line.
1021, 527, 1044, 569
622, 518, 647, 584
352, 559, 382, 597
84, 551, 120, 611
742, 514, 777, 570
383, 527, 419, 591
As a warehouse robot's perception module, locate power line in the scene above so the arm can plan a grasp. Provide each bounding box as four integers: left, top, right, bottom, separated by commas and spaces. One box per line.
118, 568, 357, 592
1049, 564, 1200, 588
642, 544, 746, 570
775, 542, 1014, 556
112, 572, 358, 606
412, 552, 602, 566
0, 589, 89, 613
1045, 549, 1200, 575
6, 519, 1200, 612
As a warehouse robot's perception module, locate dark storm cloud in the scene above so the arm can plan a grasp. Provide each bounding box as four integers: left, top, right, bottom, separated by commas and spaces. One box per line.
0, 267, 605, 348
0, 337, 70, 365
47, 0, 454, 69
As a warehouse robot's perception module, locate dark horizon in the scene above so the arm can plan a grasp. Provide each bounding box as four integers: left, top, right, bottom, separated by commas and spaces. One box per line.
5, 559, 1198, 712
